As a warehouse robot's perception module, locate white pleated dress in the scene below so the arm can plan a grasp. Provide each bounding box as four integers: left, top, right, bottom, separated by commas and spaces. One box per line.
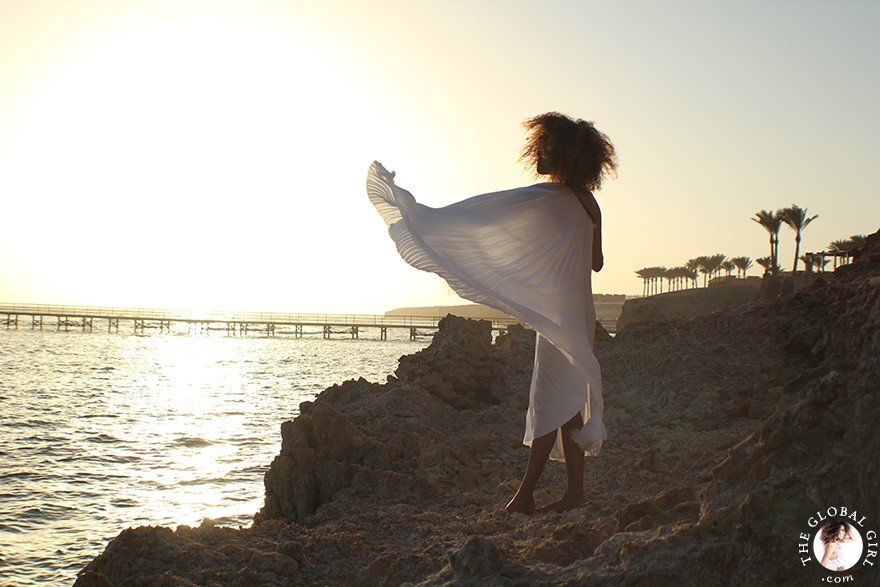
367, 162, 605, 460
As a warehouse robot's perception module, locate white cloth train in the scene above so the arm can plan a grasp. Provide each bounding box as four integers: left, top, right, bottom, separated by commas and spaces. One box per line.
367, 161, 605, 459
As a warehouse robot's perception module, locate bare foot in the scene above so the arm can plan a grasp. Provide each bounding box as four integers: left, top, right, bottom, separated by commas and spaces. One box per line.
505, 492, 535, 514
536, 495, 584, 513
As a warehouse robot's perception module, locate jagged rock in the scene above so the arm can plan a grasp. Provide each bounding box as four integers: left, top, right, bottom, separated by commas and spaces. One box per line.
257, 316, 531, 523
259, 399, 362, 522
76, 523, 305, 586
395, 314, 500, 409
73, 571, 114, 587
80, 230, 880, 586
594, 320, 613, 345
613, 486, 698, 532
449, 537, 505, 576
574, 230, 880, 585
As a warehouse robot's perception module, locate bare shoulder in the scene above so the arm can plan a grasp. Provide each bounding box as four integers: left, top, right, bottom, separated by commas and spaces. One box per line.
572, 188, 601, 223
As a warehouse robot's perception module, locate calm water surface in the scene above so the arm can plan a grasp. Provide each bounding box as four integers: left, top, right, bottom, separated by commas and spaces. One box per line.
0, 325, 427, 586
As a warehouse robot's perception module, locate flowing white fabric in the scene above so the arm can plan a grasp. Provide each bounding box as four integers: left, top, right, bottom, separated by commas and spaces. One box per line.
367, 161, 605, 458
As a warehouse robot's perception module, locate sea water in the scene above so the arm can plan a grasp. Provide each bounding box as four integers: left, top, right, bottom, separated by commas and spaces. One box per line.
0, 325, 428, 586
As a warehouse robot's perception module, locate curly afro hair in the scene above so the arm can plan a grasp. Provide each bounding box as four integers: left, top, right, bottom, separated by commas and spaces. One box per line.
521, 112, 618, 193
820, 521, 852, 544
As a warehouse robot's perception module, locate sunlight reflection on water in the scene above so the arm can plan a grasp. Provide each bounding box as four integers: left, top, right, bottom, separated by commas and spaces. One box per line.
0, 327, 427, 586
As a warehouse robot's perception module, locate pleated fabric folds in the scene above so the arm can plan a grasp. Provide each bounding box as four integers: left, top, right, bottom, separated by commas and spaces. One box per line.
367, 161, 605, 458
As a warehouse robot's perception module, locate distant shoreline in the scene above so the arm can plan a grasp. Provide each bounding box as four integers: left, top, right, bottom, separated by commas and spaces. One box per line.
385, 296, 627, 319
386, 299, 627, 333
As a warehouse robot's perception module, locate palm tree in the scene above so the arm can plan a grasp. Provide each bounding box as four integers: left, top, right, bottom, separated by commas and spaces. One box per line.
664, 267, 675, 293
685, 258, 701, 288
696, 256, 713, 287
721, 259, 736, 277
687, 265, 698, 289
664, 267, 674, 292
650, 267, 660, 295
678, 266, 691, 290
731, 256, 753, 278
826, 235, 865, 268
849, 234, 866, 262
850, 234, 866, 249
635, 268, 650, 296
655, 266, 667, 294
780, 204, 818, 272
640, 266, 665, 296
755, 256, 772, 275
752, 210, 783, 275
670, 267, 682, 291
828, 239, 850, 268
707, 253, 727, 282
668, 266, 687, 291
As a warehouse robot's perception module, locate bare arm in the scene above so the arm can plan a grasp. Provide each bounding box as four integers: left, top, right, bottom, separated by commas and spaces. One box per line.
821, 544, 834, 566
575, 191, 604, 272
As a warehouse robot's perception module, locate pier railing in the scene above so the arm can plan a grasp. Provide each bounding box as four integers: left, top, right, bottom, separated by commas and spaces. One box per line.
1, 303, 621, 336
0, 303, 520, 327
0, 303, 532, 339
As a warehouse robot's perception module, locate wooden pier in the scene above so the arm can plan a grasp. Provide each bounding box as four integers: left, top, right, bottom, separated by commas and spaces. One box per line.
0, 304, 526, 340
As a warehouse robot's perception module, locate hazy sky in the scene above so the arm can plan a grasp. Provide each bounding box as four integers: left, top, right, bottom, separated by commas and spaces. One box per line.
1, 0, 877, 313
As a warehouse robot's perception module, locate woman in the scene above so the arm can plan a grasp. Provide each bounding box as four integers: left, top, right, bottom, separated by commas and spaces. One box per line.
820, 521, 854, 571
367, 112, 617, 514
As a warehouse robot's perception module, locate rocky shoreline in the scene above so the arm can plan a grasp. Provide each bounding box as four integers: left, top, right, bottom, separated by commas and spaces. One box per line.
76, 231, 880, 586
615, 283, 759, 331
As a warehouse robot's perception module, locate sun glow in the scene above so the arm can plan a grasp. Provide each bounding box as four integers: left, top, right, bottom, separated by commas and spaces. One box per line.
2, 1, 878, 310
0, 1, 426, 312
